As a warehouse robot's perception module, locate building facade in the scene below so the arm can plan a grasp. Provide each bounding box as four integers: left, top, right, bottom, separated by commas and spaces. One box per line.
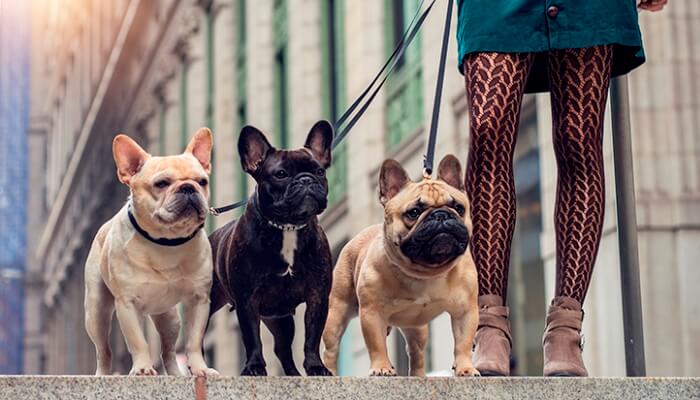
0, 0, 31, 374
26, 0, 700, 376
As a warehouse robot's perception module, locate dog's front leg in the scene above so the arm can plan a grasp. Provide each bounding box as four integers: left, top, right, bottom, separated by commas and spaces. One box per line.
360, 306, 396, 376
183, 295, 219, 377
114, 300, 156, 375
303, 292, 332, 376
236, 302, 267, 376
450, 307, 480, 376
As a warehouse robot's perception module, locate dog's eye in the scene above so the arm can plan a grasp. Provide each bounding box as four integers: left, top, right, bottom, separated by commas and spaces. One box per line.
154, 180, 170, 189
406, 208, 421, 220
275, 170, 289, 179
198, 178, 208, 186
315, 168, 325, 176
454, 204, 465, 216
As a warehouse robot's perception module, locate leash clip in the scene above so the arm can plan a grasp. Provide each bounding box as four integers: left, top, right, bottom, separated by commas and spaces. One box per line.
208, 207, 220, 216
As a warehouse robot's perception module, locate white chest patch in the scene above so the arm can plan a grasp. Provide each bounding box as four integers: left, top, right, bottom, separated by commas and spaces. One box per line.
279, 231, 297, 277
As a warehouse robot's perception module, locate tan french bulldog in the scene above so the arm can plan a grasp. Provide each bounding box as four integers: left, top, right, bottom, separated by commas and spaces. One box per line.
84, 129, 218, 377
322, 155, 480, 377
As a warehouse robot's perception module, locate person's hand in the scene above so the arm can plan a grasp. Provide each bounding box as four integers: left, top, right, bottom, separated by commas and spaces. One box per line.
638, 0, 668, 11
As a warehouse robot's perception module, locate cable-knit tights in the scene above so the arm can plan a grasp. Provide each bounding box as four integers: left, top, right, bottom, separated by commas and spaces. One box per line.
464, 46, 613, 304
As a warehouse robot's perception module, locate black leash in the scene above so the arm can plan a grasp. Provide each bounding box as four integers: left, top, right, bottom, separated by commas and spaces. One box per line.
332, 0, 435, 149
210, 0, 443, 215
332, 0, 434, 148
208, 198, 249, 216
423, 0, 453, 177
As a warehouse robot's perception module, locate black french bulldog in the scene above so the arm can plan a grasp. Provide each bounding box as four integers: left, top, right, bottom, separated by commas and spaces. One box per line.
209, 120, 334, 376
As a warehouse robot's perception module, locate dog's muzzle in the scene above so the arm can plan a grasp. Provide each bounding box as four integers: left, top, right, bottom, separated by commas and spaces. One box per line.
400, 210, 469, 267
284, 173, 328, 213
168, 187, 207, 218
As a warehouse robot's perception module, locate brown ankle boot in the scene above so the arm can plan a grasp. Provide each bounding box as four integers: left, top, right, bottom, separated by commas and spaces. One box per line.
473, 295, 512, 376
543, 296, 587, 377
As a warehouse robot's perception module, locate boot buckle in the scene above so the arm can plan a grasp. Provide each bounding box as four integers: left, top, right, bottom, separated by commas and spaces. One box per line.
579, 334, 586, 351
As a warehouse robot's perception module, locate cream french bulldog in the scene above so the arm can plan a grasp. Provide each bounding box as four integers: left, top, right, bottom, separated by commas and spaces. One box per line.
84, 128, 218, 377
322, 155, 480, 377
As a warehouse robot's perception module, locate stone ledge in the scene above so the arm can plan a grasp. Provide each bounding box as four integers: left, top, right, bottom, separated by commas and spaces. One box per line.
0, 376, 698, 400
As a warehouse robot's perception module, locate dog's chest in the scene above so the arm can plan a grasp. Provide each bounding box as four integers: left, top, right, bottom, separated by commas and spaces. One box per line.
386, 280, 452, 326
278, 231, 297, 276
268, 231, 299, 277
112, 244, 211, 314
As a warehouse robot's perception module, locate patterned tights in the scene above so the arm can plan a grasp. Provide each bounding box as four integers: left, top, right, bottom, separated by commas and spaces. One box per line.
464, 46, 613, 304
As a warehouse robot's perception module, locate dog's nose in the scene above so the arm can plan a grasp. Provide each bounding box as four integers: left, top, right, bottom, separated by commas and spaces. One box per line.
430, 209, 451, 222
178, 183, 196, 194
298, 175, 314, 185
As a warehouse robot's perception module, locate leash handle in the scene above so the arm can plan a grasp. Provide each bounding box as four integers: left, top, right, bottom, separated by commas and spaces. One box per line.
423, 0, 454, 177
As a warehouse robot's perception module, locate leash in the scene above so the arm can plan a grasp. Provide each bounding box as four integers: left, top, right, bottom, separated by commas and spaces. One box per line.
423, 0, 453, 178
208, 198, 248, 216
332, 0, 434, 149
210, 0, 441, 215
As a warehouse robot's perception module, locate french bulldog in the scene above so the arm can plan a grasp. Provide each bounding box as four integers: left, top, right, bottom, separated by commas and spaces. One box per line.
84, 129, 218, 377
322, 155, 480, 377
208, 121, 334, 376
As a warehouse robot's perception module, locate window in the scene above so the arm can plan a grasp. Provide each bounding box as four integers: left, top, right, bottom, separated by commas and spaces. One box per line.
273, 0, 289, 149
236, 0, 248, 207
158, 99, 166, 156
321, 0, 348, 206
205, 9, 215, 232
385, 0, 423, 150
179, 61, 189, 149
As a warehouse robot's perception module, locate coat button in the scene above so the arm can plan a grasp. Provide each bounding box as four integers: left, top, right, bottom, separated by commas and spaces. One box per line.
547, 5, 559, 18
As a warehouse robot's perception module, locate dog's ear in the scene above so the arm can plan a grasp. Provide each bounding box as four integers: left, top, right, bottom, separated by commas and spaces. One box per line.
304, 120, 333, 169
113, 134, 150, 185
185, 127, 213, 174
379, 159, 410, 205
238, 125, 274, 175
437, 154, 465, 191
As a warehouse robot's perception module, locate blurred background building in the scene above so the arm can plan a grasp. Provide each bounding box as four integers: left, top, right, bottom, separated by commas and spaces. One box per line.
0, 0, 31, 374
23, 0, 700, 377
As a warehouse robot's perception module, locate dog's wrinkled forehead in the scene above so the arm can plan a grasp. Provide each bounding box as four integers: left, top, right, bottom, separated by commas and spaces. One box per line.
387, 180, 467, 212
263, 148, 323, 173
139, 154, 207, 180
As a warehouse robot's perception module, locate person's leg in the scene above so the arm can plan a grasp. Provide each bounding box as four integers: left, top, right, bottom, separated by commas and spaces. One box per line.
544, 45, 613, 377
463, 52, 533, 376
465, 52, 533, 301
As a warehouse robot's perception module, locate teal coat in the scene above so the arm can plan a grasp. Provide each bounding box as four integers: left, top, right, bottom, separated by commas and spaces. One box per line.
456, 0, 645, 93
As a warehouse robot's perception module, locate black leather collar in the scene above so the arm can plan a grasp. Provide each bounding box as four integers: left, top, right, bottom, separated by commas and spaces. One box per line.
127, 206, 203, 246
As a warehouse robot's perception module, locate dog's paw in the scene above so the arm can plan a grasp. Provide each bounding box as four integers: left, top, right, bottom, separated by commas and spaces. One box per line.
190, 366, 219, 377
241, 364, 268, 376
306, 365, 333, 376
369, 366, 397, 377
454, 366, 480, 377
130, 366, 158, 376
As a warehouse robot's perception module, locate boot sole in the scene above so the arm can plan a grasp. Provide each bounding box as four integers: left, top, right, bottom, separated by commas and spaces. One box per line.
546, 372, 584, 377
479, 370, 507, 377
